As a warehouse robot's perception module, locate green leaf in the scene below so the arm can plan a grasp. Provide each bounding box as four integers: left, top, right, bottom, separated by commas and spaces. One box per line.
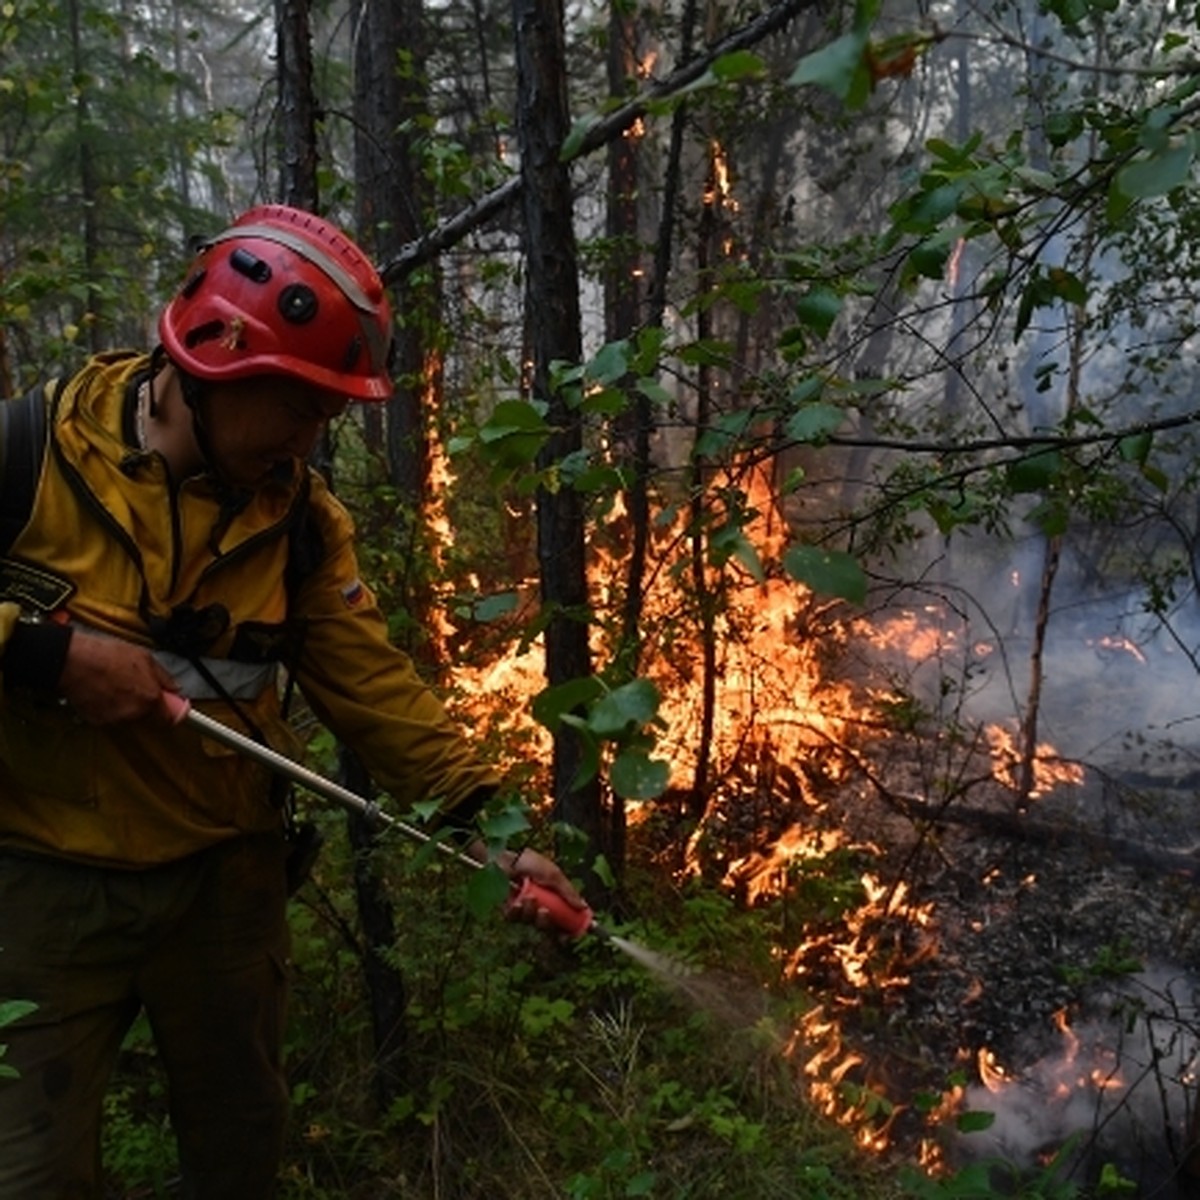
1006, 448, 1062, 493
1045, 109, 1084, 147
560, 114, 591, 161
1142, 464, 1169, 493
636, 377, 673, 405
1115, 141, 1193, 199
466, 862, 511, 919
956, 1109, 997, 1134
0, 1000, 35, 1028
471, 592, 519, 622
625, 1171, 660, 1197
794, 285, 842, 339
1118, 430, 1152, 464
533, 676, 605, 731
478, 805, 531, 843
788, 30, 869, 103
610, 750, 670, 800
677, 339, 732, 367
587, 338, 630, 384
709, 524, 765, 582
788, 375, 824, 405
785, 403, 844, 444
1047, 267, 1087, 307
783, 546, 867, 604
711, 50, 765, 82
1029, 498, 1069, 537
588, 678, 661, 737
908, 230, 957, 280
478, 399, 552, 468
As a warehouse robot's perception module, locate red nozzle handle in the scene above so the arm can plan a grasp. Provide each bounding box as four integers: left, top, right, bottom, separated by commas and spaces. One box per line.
161, 690, 190, 725
508, 876, 593, 938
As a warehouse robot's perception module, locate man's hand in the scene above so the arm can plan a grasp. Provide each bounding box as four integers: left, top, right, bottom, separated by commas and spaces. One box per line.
500, 846, 589, 930
57, 632, 180, 725
465, 840, 589, 931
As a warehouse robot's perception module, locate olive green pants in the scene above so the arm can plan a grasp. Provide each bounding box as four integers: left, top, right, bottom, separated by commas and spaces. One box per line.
0, 833, 291, 1199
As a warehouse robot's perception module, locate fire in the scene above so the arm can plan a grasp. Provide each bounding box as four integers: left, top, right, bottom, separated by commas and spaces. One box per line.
724, 824, 841, 906
705, 140, 739, 214
1087, 633, 1147, 663
856, 609, 959, 661
978, 1046, 1011, 1093
986, 723, 1084, 797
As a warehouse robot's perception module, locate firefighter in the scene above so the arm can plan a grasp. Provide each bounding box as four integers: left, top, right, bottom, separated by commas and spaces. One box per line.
0, 204, 586, 1198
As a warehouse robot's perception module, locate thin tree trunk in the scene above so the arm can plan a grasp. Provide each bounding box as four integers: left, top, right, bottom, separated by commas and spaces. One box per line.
686, 144, 720, 825
602, 0, 644, 880
275, 0, 318, 207
514, 0, 602, 874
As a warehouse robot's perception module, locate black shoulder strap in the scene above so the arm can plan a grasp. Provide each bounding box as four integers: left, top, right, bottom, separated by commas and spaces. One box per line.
0, 379, 57, 558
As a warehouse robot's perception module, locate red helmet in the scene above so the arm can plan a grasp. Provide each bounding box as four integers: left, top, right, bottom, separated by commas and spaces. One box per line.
159, 205, 394, 401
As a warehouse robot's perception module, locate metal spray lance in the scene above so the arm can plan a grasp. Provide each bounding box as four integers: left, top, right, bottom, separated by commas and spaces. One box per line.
161, 692, 604, 940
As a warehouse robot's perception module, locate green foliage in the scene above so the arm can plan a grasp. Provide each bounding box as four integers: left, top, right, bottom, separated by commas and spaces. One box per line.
533, 674, 671, 800
236, 838, 901, 1200
0, 997, 34, 1080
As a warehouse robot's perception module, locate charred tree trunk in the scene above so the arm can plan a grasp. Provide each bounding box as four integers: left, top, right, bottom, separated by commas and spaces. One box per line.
603, 0, 644, 880
686, 145, 721, 826
514, 0, 602, 876
643, 0, 695, 854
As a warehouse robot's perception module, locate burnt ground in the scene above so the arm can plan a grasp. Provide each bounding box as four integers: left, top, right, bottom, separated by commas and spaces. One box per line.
649, 633, 1200, 1199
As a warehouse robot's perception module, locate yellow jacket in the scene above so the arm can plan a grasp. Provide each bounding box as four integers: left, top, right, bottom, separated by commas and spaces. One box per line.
0, 352, 499, 866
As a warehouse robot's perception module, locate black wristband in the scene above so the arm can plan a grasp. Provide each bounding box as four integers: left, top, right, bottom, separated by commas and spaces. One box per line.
4, 620, 74, 700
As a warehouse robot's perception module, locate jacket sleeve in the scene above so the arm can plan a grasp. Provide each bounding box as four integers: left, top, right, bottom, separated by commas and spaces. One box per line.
290, 479, 501, 825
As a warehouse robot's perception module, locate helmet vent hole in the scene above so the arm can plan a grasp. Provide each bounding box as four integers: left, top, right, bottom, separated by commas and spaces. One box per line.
342, 336, 362, 370
279, 283, 319, 324
230, 247, 272, 283
184, 320, 225, 349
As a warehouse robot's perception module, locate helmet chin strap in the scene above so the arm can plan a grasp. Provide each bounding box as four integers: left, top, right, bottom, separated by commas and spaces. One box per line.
175, 365, 252, 516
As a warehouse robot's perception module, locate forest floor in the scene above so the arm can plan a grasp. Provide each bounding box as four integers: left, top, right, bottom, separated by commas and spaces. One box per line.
651, 605, 1200, 1199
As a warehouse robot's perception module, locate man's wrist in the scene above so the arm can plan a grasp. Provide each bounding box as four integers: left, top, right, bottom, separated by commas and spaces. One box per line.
3, 618, 74, 699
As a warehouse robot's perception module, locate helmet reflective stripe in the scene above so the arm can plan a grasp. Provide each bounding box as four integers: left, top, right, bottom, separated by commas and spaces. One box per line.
209, 224, 377, 314
206, 223, 391, 375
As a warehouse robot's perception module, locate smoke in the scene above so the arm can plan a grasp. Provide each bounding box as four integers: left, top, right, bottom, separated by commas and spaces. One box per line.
953, 966, 1200, 1193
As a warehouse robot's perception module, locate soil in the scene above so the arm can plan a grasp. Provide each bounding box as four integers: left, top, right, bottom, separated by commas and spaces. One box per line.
649, 619, 1200, 1199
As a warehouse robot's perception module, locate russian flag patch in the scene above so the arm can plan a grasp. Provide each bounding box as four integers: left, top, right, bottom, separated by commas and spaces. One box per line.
340, 580, 367, 608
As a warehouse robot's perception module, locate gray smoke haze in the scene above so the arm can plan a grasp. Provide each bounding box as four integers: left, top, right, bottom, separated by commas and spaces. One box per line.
953, 967, 1198, 1193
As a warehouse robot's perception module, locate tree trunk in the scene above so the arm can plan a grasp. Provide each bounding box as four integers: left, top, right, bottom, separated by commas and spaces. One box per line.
513, 0, 602, 875
602, 0, 644, 881
347, 0, 444, 1107
355, 0, 443, 669
686, 143, 720, 826
275, 0, 319, 207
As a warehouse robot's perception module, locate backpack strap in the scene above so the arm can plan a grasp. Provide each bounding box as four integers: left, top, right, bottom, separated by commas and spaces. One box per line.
0, 379, 57, 559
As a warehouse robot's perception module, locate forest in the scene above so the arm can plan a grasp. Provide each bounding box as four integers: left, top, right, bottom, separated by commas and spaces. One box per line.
4, 0, 1200, 1195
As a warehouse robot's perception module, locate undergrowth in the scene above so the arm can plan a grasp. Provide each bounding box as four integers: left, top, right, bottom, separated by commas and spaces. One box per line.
100, 804, 908, 1198
98, 804, 1150, 1199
